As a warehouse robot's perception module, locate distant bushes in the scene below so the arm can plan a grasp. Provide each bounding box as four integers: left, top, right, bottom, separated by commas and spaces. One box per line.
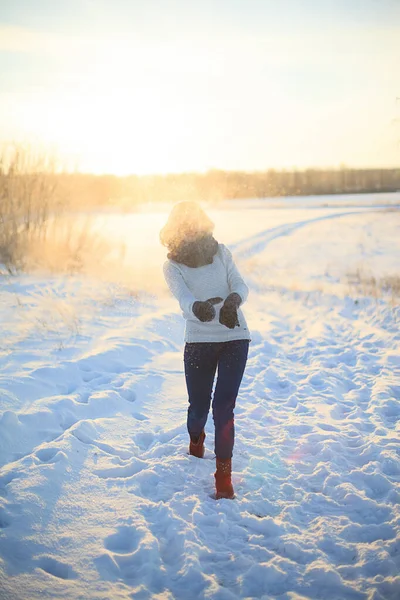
51, 166, 400, 210
2, 143, 400, 229
0, 145, 111, 274
0, 145, 63, 271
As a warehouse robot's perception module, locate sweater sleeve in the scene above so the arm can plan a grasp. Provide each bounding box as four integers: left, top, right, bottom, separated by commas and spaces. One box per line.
221, 245, 249, 304
163, 260, 197, 317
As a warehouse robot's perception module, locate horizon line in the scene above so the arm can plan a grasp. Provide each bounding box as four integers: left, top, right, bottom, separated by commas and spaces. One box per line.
63, 164, 400, 178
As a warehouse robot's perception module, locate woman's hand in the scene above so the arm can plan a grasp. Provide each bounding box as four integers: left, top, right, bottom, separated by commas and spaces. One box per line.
192, 297, 223, 322
219, 293, 241, 329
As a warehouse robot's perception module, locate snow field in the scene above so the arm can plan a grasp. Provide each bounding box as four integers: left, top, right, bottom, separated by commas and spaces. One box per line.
0, 197, 399, 599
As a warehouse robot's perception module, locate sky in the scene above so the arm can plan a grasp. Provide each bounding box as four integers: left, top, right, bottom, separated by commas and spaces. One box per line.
0, 0, 399, 175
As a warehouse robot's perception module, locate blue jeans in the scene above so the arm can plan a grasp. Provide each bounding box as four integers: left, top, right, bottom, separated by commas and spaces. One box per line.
184, 340, 249, 460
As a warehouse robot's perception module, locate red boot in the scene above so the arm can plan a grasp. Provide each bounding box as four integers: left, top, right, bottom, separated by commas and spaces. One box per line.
215, 458, 234, 499
189, 431, 205, 458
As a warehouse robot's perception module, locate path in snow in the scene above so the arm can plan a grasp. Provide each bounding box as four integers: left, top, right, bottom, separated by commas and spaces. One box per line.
0, 203, 399, 600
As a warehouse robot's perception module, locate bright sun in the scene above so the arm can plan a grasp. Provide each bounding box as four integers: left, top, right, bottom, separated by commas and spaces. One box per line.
28, 87, 188, 175
18, 40, 205, 175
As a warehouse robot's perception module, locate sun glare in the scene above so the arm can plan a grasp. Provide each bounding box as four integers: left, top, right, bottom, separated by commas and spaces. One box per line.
28, 90, 187, 175
2, 10, 399, 175
16, 39, 208, 175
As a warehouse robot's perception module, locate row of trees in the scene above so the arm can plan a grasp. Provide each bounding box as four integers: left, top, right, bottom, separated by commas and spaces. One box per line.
61, 167, 400, 208
1, 144, 400, 213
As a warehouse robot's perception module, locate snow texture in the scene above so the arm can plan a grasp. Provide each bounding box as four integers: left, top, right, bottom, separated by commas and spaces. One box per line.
0, 194, 399, 600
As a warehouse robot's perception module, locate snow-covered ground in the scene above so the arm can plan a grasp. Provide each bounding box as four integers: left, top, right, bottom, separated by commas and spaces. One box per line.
0, 194, 399, 600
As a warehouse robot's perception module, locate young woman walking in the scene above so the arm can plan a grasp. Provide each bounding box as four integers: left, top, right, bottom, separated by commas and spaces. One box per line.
160, 202, 250, 499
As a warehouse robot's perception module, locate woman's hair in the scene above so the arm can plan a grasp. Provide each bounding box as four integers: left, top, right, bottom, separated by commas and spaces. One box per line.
160, 201, 214, 251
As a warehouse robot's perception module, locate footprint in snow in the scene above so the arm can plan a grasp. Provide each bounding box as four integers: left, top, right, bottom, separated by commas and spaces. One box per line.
135, 431, 155, 451
380, 399, 400, 422
337, 350, 358, 367
331, 405, 351, 420
381, 457, 400, 477
318, 423, 339, 432
93, 375, 113, 386
350, 471, 393, 500
37, 556, 77, 580
342, 522, 395, 544
308, 373, 327, 389
112, 378, 125, 388
75, 391, 90, 404
131, 412, 148, 421
104, 526, 142, 554
318, 537, 358, 566
81, 370, 102, 383
35, 447, 65, 464
98, 525, 164, 582
119, 388, 136, 403
0, 471, 21, 498
94, 457, 148, 479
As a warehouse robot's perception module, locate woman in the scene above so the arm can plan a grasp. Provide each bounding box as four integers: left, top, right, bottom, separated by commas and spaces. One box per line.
160, 201, 250, 499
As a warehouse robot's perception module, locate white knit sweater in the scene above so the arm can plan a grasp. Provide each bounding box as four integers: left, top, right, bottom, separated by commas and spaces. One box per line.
163, 244, 250, 343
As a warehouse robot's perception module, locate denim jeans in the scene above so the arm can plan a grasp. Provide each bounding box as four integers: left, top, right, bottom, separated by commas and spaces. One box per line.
184, 339, 249, 460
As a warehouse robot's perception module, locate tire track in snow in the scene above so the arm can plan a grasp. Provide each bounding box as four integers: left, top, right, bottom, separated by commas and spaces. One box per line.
230, 208, 386, 261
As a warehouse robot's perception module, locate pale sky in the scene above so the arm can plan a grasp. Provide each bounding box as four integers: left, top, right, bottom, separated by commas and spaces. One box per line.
0, 0, 399, 174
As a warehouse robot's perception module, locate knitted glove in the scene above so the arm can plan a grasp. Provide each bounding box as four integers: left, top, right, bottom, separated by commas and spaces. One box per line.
219, 293, 241, 329
192, 297, 223, 322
